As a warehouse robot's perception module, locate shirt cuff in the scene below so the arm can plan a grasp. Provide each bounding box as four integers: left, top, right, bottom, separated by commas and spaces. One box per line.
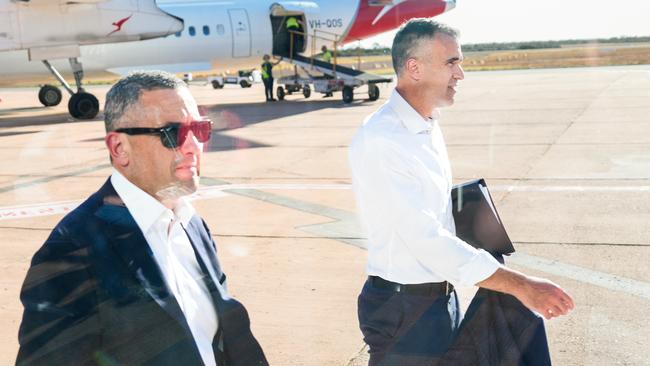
457, 249, 502, 286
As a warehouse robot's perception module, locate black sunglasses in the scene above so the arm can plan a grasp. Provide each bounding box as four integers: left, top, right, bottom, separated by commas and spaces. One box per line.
115, 120, 213, 149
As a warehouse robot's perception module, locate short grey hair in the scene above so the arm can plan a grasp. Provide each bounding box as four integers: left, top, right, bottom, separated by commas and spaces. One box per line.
391, 19, 459, 76
104, 70, 186, 132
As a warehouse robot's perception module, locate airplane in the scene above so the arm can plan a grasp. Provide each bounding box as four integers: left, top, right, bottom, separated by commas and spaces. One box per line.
0, 0, 457, 119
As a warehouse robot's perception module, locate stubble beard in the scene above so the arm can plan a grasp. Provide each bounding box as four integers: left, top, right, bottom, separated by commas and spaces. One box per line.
155, 161, 200, 205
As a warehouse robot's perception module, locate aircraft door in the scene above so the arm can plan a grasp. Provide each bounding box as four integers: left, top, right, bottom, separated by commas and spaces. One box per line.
228, 9, 251, 58
270, 13, 306, 57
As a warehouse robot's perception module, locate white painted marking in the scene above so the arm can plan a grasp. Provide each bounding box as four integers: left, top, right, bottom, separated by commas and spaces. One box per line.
2, 183, 649, 221
0, 187, 229, 221
189, 187, 230, 200
492, 185, 650, 192
220, 183, 352, 191
4, 181, 650, 299
0, 200, 81, 221
217, 183, 650, 193
509, 252, 650, 300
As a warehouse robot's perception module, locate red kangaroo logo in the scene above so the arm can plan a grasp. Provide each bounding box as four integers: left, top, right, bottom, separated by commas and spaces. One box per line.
107, 14, 133, 36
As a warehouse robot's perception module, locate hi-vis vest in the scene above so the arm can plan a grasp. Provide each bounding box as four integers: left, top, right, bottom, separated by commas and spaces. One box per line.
286, 17, 299, 29
261, 62, 271, 79
323, 49, 332, 63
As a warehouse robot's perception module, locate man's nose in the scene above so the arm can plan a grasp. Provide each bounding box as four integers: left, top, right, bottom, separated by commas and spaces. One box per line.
180, 131, 203, 154
454, 64, 465, 80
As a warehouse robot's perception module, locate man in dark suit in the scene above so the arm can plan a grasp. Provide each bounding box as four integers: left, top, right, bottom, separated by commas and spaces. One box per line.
16, 71, 267, 366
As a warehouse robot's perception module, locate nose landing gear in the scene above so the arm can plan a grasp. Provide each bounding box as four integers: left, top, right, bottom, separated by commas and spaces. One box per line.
38, 84, 63, 107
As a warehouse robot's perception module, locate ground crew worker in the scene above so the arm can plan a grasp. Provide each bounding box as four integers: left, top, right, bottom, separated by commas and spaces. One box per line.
285, 16, 304, 54
286, 16, 300, 31
320, 46, 334, 97
321, 46, 333, 63
261, 54, 281, 102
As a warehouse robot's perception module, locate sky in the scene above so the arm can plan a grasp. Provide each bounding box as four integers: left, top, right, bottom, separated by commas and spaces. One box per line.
358, 0, 650, 47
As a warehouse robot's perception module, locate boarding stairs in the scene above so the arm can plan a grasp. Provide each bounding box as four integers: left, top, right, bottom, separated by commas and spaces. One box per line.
273, 29, 391, 103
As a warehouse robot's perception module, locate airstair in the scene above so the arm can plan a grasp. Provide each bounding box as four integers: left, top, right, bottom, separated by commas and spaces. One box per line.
273, 29, 391, 103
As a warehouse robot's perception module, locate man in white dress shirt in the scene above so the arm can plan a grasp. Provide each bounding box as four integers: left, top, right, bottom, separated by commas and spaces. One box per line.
349, 20, 574, 365
17, 71, 267, 366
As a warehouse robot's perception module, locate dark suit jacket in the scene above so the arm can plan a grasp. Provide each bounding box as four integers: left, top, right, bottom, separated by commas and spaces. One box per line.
435, 253, 551, 366
16, 179, 268, 366
435, 288, 551, 366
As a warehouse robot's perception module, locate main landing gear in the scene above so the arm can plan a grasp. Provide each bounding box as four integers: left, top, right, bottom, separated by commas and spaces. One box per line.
41, 58, 100, 120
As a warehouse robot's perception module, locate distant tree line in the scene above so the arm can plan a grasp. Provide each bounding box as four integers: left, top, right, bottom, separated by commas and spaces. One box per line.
337, 45, 390, 57
462, 36, 650, 52
338, 36, 650, 56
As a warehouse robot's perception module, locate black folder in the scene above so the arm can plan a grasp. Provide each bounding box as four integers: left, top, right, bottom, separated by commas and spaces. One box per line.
451, 179, 515, 255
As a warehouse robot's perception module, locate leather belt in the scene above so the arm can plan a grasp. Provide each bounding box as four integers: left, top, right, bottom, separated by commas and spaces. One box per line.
368, 276, 454, 297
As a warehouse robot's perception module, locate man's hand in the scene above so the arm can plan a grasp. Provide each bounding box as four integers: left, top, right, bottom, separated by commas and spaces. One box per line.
478, 267, 575, 320
514, 275, 575, 319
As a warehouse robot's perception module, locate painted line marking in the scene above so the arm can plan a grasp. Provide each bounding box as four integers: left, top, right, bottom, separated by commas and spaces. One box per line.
2, 183, 650, 221
215, 183, 650, 192
0, 200, 81, 221
0, 187, 229, 221
2, 181, 649, 300
221, 187, 650, 301
508, 253, 650, 300
216, 183, 650, 193
492, 185, 650, 192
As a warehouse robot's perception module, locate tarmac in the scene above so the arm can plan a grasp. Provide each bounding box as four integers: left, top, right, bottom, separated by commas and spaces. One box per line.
1, 64, 649, 365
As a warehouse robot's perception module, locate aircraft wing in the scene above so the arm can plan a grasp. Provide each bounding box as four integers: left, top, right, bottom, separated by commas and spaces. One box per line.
107, 62, 213, 77
2, 0, 183, 53
12, 0, 107, 4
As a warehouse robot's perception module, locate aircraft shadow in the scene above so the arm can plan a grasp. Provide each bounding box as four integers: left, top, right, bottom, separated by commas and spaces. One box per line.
1, 98, 373, 152
0, 98, 371, 130
0, 110, 100, 128
204, 98, 372, 131
0, 130, 40, 137
82, 132, 269, 153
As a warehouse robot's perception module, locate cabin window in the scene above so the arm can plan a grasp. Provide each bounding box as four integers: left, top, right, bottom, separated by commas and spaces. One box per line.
189, 26, 196, 36
203, 25, 210, 36
174, 32, 181, 37
216, 24, 225, 35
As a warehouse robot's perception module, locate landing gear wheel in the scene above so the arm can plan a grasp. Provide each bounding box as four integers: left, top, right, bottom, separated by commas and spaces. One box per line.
240, 80, 251, 88
38, 85, 62, 107
277, 87, 285, 101
68, 92, 99, 120
211, 80, 223, 89
368, 84, 380, 101
342, 86, 354, 104
303, 85, 311, 98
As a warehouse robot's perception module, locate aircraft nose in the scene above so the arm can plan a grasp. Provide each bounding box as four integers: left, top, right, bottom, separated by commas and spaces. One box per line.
444, 0, 456, 12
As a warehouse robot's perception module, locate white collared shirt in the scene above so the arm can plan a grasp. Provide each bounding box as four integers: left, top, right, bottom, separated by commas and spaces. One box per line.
348, 89, 501, 286
111, 170, 219, 366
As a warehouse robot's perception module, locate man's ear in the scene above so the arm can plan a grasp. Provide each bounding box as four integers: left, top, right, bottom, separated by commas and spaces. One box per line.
404, 57, 421, 82
105, 132, 129, 167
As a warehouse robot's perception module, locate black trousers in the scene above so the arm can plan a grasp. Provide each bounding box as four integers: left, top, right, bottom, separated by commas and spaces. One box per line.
262, 77, 273, 100
358, 279, 460, 366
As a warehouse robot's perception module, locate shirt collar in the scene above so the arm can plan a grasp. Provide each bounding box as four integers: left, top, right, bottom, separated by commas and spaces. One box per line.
387, 89, 441, 134
110, 169, 195, 233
